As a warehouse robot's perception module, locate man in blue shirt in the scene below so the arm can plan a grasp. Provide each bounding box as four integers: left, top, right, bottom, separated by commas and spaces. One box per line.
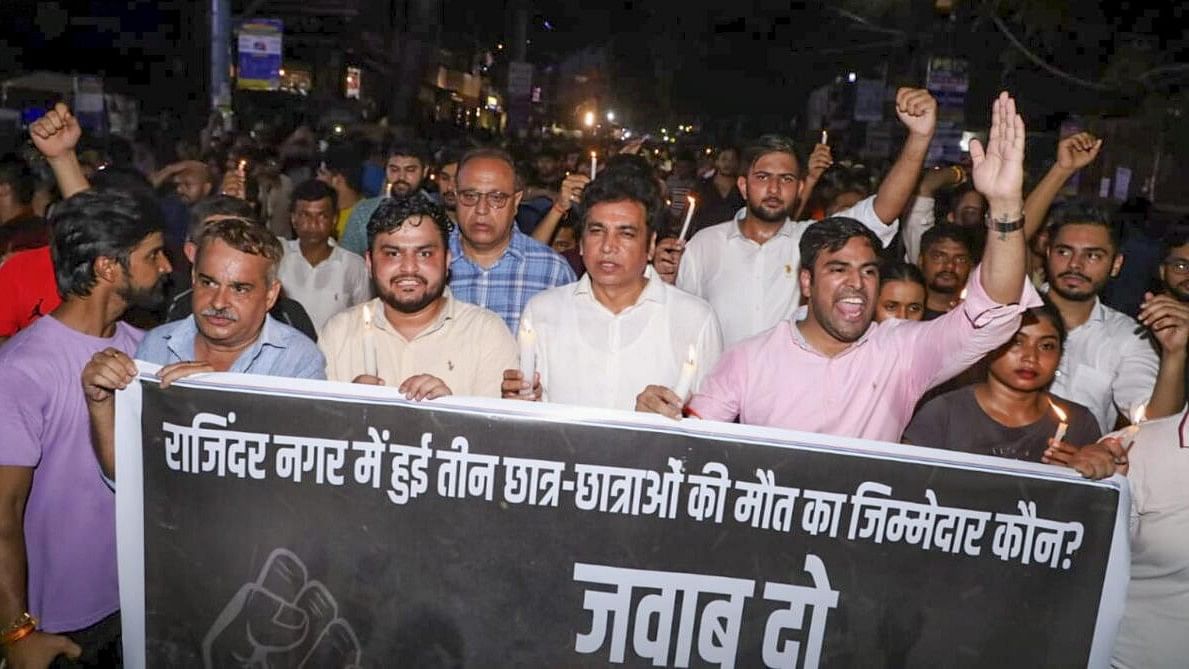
82, 217, 324, 479
338, 141, 433, 255
449, 147, 575, 332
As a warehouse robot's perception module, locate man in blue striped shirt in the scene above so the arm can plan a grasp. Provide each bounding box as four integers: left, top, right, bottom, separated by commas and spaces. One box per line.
449, 148, 575, 332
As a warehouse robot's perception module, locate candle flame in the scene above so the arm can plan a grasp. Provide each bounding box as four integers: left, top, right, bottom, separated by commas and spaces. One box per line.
590, 151, 596, 159
959, 287, 969, 301
687, 195, 695, 207
237, 159, 247, 172
1049, 400, 1067, 423
1132, 403, 1147, 424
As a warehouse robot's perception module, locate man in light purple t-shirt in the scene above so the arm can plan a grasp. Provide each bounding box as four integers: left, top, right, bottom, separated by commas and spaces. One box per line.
0, 187, 170, 666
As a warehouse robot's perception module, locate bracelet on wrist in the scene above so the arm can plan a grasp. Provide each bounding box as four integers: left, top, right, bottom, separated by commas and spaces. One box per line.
0, 613, 37, 646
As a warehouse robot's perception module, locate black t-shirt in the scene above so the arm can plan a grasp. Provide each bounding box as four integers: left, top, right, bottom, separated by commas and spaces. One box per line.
902, 385, 1101, 462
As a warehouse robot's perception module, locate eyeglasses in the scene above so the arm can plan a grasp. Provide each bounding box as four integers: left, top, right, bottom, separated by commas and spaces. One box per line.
457, 190, 516, 209
1164, 259, 1189, 275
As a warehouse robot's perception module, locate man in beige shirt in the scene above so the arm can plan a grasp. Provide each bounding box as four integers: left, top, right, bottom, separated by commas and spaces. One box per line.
319, 195, 516, 399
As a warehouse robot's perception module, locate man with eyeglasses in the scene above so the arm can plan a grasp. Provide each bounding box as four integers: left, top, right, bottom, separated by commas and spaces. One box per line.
448, 147, 575, 332
1156, 225, 1189, 403
917, 225, 975, 319
277, 179, 371, 334
672, 88, 938, 346
1044, 200, 1188, 433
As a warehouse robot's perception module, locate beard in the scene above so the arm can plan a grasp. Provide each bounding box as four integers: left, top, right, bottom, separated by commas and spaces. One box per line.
1048, 269, 1105, 302
747, 197, 791, 223
377, 273, 446, 314
389, 180, 416, 197
119, 275, 167, 310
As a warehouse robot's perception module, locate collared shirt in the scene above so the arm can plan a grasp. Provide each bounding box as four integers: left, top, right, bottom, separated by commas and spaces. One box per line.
136, 314, 326, 379
676, 195, 898, 346
319, 290, 517, 397
448, 227, 576, 333
521, 269, 723, 411
277, 239, 372, 335
1049, 297, 1158, 434
689, 266, 1043, 443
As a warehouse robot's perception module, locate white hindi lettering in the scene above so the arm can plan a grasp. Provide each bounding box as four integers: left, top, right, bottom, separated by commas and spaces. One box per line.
573, 562, 755, 668
991, 500, 1085, 569
761, 554, 839, 669
350, 426, 389, 488
272, 434, 348, 485
733, 469, 800, 532
436, 436, 499, 501
798, 489, 848, 538
502, 455, 566, 506
686, 461, 731, 523
387, 432, 433, 505
162, 412, 269, 479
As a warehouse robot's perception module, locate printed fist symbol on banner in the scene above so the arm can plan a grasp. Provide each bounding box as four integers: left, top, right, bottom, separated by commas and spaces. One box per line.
202, 548, 362, 668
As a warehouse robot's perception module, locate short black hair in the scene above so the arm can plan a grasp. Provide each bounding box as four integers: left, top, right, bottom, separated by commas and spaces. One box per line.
321, 142, 364, 193
367, 194, 454, 251
799, 217, 883, 276
920, 224, 975, 257
1161, 218, 1189, 257
1024, 296, 1068, 348
50, 189, 165, 298
741, 135, 798, 174
188, 195, 258, 242
880, 261, 926, 288
1046, 199, 1120, 249
386, 141, 430, 166
573, 169, 666, 237
89, 166, 155, 198
0, 154, 35, 204
292, 178, 338, 212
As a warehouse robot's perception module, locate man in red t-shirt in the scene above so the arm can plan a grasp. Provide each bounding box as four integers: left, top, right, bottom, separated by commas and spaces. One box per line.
0, 246, 60, 344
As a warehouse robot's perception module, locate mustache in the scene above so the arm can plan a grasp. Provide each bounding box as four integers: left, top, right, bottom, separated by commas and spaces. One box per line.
1058, 271, 1092, 282
200, 307, 238, 321
390, 274, 427, 285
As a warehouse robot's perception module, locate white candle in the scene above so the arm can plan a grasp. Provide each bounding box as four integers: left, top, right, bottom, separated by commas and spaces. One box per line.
672, 344, 697, 401
590, 151, 598, 179
678, 196, 697, 241
1049, 400, 1068, 444
518, 318, 536, 394
361, 303, 378, 377
1124, 403, 1147, 450
820, 129, 829, 145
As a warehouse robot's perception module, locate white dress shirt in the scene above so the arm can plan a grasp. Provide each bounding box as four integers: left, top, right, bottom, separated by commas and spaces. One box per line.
675, 195, 897, 346
1049, 298, 1158, 433
521, 271, 723, 411
278, 239, 372, 335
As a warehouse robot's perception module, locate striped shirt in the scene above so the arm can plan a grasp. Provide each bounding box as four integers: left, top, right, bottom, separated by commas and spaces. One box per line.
448, 227, 576, 333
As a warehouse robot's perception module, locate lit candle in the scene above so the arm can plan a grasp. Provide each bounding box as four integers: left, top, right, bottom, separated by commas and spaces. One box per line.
361, 303, 378, 377
237, 159, 247, 176
820, 129, 829, 145
518, 318, 536, 395
1124, 403, 1147, 449
1049, 400, 1068, 444
672, 345, 697, 401
590, 151, 598, 179
678, 196, 697, 241
959, 287, 968, 301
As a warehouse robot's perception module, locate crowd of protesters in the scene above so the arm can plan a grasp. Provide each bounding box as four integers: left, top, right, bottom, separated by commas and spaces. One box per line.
0, 85, 1184, 666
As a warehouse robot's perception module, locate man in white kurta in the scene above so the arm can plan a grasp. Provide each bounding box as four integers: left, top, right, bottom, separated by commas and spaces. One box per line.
502, 171, 722, 411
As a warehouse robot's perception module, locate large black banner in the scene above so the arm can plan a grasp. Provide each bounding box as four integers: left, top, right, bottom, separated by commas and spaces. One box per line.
115, 372, 1128, 668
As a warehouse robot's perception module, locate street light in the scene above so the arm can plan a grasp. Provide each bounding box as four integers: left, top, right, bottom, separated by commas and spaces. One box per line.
606, 111, 616, 122
583, 111, 595, 128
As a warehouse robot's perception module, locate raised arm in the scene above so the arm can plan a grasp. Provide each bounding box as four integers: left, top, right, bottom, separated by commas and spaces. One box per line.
28, 103, 88, 198
970, 92, 1028, 304
1022, 132, 1103, 240
872, 88, 937, 224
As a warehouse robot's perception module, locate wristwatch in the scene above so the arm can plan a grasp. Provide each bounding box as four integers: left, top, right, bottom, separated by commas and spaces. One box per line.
984, 211, 1025, 235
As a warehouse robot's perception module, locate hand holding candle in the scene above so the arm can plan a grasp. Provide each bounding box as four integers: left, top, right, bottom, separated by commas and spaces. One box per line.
361, 303, 378, 377
672, 345, 697, 401
518, 319, 537, 395
1049, 400, 1068, 444
1123, 403, 1147, 450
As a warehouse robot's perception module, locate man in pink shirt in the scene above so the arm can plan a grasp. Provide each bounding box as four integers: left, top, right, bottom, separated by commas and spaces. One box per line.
638, 92, 1041, 443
